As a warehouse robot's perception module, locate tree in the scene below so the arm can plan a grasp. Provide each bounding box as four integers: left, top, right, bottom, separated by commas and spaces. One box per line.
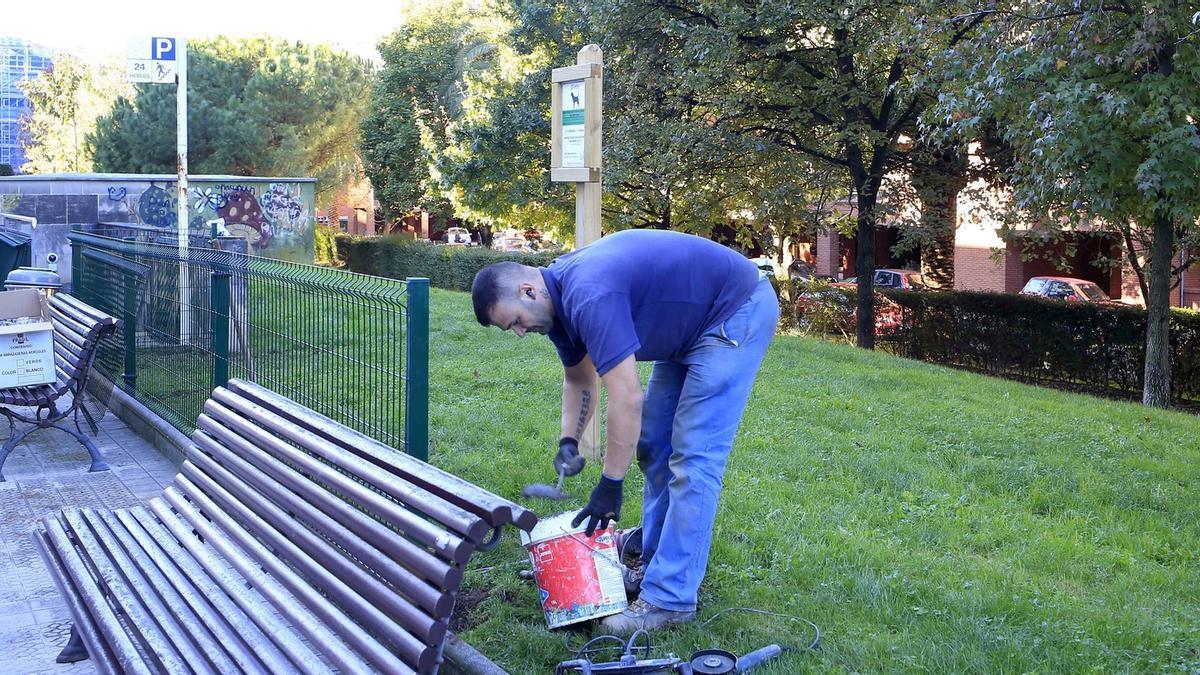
440, 0, 840, 246
359, 0, 502, 222
934, 1, 1200, 407
90, 37, 372, 206
19, 54, 131, 173
617, 0, 987, 347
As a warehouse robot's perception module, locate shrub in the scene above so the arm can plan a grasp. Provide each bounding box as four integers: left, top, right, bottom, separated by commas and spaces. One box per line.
790, 279, 903, 339
879, 289, 1200, 405
336, 235, 561, 291
786, 280, 1200, 405
314, 226, 340, 266
334, 232, 354, 265
792, 279, 854, 337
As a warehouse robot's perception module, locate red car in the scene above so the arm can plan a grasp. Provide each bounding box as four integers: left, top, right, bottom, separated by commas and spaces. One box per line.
1019, 276, 1115, 304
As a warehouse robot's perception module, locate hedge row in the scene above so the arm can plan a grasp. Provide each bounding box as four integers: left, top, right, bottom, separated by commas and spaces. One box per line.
328, 233, 560, 292
865, 288, 1200, 405
315, 226, 340, 266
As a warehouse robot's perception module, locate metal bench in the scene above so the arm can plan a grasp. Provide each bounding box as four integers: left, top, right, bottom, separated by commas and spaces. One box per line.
33, 378, 538, 674
0, 293, 118, 481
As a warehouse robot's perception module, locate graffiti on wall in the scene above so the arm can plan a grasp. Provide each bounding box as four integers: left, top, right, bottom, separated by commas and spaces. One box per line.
218, 190, 272, 248
138, 185, 176, 227
99, 181, 311, 255
0, 178, 315, 262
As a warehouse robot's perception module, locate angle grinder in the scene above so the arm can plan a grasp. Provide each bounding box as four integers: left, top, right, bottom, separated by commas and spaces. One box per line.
688, 645, 782, 674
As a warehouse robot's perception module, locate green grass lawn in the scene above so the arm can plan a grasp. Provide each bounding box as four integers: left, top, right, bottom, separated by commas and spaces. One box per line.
424, 288, 1200, 673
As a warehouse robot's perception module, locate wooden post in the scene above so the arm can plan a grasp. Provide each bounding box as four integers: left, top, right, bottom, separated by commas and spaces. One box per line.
551, 45, 603, 459
574, 45, 603, 248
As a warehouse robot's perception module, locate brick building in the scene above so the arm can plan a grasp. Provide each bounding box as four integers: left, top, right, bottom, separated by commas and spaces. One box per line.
322, 163, 375, 235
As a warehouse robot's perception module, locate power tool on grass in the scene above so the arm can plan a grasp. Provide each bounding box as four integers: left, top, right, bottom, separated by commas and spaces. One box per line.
554, 630, 783, 674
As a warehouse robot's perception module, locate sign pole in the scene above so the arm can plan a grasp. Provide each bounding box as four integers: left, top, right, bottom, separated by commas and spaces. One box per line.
550, 45, 603, 460
127, 36, 187, 342
176, 38, 190, 344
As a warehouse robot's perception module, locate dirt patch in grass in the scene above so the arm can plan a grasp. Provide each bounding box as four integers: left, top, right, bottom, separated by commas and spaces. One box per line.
451, 585, 520, 633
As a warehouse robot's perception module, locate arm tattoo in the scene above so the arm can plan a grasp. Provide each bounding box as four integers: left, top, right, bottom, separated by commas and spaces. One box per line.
575, 389, 592, 438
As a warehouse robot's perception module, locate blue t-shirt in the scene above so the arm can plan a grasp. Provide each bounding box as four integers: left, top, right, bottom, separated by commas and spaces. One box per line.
539, 230, 760, 375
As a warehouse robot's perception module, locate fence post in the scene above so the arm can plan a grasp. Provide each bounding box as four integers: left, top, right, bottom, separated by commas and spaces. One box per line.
70, 231, 82, 296
122, 236, 138, 391
405, 277, 429, 462
122, 270, 138, 391
211, 268, 231, 389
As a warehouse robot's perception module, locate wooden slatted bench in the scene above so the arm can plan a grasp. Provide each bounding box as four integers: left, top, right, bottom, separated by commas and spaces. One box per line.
33, 378, 537, 674
0, 293, 118, 481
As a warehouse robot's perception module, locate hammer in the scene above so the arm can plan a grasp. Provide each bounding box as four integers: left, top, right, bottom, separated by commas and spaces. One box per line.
522, 440, 584, 501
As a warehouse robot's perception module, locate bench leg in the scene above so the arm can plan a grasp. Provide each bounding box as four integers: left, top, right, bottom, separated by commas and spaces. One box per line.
5, 422, 110, 477
50, 424, 109, 473
56, 625, 89, 663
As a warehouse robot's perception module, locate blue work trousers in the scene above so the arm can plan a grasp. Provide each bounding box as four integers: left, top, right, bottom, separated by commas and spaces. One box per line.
637, 277, 779, 612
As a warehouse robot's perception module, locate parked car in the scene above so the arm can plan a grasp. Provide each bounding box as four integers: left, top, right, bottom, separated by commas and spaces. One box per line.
747, 256, 776, 275
494, 235, 533, 253
443, 227, 472, 246
874, 268, 927, 290
1019, 276, 1115, 303
831, 268, 926, 290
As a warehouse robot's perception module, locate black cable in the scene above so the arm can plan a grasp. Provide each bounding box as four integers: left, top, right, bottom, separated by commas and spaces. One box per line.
563, 607, 818, 673
575, 629, 652, 661
575, 634, 627, 660
700, 607, 821, 652
627, 629, 652, 659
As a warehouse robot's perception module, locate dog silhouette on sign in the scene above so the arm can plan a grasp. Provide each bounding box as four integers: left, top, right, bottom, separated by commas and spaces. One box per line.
570, 91, 580, 107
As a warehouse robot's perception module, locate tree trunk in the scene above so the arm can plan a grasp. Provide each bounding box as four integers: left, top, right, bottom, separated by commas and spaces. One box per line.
1142, 209, 1174, 408
912, 145, 968, 289
918, 188, 959, 289
855, 192, 877, 349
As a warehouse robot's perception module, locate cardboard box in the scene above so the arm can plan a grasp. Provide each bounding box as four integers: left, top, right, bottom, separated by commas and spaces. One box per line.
0, 289, 56, 389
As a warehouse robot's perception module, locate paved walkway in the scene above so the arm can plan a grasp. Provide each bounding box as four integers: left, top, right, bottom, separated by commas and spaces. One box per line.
0, 410, 179, 675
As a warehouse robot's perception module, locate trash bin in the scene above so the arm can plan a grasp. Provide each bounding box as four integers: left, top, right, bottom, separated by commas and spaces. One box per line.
0, 229, 32, 282
5, 267, 63, 297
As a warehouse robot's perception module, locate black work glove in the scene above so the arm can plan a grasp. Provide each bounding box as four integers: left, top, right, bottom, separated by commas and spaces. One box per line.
572, 474, 623, 536
554, 437, 586, 477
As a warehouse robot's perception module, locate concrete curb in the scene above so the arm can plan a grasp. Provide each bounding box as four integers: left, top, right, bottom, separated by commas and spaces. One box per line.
442, 633, 510, 675
90, 375, 191, 468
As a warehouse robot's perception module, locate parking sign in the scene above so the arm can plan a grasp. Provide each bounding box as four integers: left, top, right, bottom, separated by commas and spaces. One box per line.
128, 37, 177, 84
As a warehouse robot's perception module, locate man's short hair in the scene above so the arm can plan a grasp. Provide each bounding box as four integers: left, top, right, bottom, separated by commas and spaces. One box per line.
471, 262, 524, 326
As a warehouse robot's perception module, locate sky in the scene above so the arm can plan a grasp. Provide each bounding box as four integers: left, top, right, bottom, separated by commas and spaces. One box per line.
5, 0, 430, 63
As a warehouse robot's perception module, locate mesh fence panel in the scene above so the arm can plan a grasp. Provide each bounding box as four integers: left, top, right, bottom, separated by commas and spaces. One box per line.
69, 231, 410, 450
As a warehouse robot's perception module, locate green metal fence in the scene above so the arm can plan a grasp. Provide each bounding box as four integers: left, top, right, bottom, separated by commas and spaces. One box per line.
67, 230, 429, 460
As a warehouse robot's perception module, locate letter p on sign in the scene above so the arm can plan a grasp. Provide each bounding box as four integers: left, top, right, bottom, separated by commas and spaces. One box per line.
152, 37, 175, 61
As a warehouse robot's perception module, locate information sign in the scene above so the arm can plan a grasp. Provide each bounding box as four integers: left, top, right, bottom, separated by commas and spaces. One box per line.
127, 37, 177, 84
560, 80, 586, 168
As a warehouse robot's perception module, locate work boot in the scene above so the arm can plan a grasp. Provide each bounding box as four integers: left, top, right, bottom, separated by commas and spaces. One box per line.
622, 564, 644, 599
600, 598, 695, 635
